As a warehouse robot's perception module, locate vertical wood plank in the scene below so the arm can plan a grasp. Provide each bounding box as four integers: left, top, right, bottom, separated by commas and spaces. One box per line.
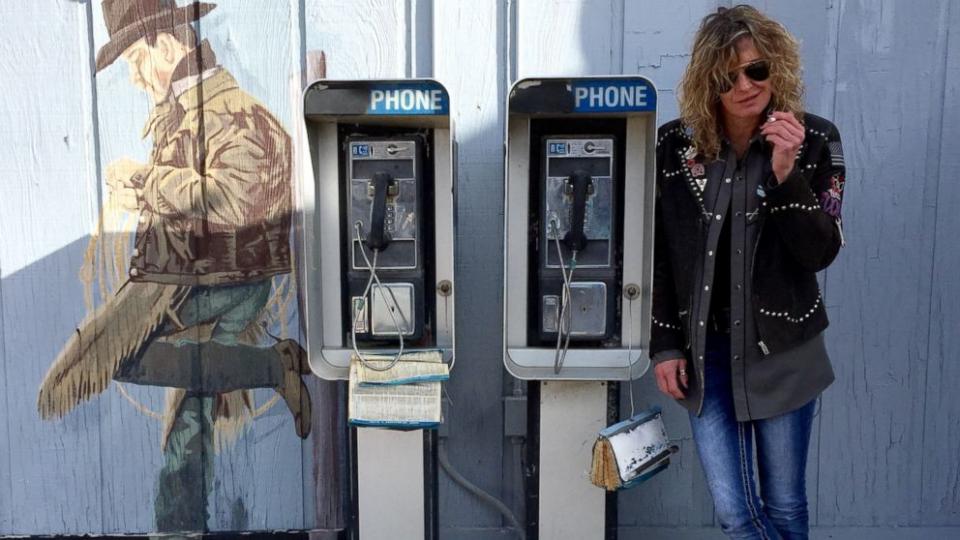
434, 0, 508, 530
410, 0, 433, 78
622, 0, 721, 123
741, 2, 839, 526
516, 0, 621, 78
819, 0, 945, 526
745, 0, 839, 117
197, 0, 306, 531
298, 48, 351, 533
0, 180, 9, 533
618, 376, 715, 528
0, 252, 8, 533
303, 0, 408, 79
88, 0, 180, 531
0, 0, 105, 535
920, 0, 960, 527
620, 3, 722, 528
301, 0, 413, 532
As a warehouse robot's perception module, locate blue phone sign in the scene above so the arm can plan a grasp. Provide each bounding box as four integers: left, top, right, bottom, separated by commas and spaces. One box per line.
571, 80, 656, 113
368, 84, 449, 115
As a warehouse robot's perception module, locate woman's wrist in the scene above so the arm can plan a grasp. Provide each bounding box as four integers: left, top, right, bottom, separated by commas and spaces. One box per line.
773, 165, 793, 184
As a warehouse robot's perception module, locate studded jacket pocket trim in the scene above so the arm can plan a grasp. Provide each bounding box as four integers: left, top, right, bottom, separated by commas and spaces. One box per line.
758, 293, 822, 324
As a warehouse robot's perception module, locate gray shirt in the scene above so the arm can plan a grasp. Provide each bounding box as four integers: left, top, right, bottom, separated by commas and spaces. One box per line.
714, 137, 834, 420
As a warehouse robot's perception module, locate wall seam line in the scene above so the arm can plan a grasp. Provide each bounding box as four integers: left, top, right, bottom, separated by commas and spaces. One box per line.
405, 0, 414, 78
816, 0, 844, 526
299, 0, 307, 87
81, 0, 109, 532
0, 190, 10, 533
918, 0, 952, 523
615, 0, 625, 73
813, 0, 842, 527
294, 0, 311, 528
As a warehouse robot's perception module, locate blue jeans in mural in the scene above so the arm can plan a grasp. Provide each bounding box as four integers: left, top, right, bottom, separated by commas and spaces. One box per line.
152, 280, 273, 533
689, 334, 817, 540
155, 393, 215, 533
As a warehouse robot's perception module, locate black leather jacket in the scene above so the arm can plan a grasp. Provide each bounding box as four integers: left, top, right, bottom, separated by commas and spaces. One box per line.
650, 113, 846, 417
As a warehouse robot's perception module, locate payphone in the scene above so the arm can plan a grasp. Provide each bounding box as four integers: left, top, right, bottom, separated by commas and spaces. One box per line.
504, 77, 657, 380
302, 81, 453, 375
503, 77, 658, 539
302, 79, 454, 540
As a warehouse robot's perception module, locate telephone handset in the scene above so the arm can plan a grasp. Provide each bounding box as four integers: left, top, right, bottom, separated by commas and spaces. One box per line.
563, 170, 593, 252
366, 171, 396, 251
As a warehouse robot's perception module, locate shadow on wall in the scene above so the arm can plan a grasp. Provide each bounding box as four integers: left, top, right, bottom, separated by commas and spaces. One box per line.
2, 231, 312, 536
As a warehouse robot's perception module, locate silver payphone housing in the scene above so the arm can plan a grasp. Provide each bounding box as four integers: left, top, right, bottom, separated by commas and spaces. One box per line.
301, 79, 455, 380
504, 77, 657, 380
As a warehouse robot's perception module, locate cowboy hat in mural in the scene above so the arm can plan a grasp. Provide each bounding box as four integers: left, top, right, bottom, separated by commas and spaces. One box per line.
38, 0, 311, 532
96, 0, 216, 71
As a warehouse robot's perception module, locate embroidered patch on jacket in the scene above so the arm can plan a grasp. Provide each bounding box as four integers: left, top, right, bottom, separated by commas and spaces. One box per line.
819, 173, 844, 218
677, 146, 709, 213
685, 156, 707, 192
828, 141, 845, 168
681, 147, 707, 188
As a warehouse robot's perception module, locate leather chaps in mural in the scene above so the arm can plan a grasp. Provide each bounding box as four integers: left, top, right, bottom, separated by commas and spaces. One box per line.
35, 0, 310, 532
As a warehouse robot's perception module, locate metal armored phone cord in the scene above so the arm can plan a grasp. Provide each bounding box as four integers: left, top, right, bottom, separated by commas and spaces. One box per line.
351, 222, 409, 371
443, 292, 455, 372
625, 296, 636, 417
551, 217, 576, 374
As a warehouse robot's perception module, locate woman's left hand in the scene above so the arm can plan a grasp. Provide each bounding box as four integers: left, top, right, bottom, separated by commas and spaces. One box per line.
761, 111, 805, 184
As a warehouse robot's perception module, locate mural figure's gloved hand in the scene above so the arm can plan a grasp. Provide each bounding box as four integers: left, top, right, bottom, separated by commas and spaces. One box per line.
106, 157, 147, 211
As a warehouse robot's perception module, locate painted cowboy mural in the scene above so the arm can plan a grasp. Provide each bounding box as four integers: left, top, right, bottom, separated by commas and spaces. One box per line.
37, 0, 310, 532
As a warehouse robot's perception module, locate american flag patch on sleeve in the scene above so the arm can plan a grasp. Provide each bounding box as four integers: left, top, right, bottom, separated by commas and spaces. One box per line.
829, 141, 845, 168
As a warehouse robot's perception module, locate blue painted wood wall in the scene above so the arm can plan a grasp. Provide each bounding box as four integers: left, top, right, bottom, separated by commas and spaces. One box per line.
1, 1, 958, 538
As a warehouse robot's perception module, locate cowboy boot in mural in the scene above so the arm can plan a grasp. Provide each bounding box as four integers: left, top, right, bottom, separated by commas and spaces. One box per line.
115, 333, 313, 439
274, 339, 313, 438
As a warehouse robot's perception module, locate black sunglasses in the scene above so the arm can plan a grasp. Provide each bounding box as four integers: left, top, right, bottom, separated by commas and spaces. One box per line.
719, 60, 770, 93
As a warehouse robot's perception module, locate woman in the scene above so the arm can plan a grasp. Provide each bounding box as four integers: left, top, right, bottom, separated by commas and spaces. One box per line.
650, 5, 846, 539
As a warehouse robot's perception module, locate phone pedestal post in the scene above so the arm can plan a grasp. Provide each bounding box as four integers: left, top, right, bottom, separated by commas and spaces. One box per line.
503, 77, 658, 537
302, 80, 455, 540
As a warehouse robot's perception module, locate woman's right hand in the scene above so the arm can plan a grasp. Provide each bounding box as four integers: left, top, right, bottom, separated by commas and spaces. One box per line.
654, 358, 689, 400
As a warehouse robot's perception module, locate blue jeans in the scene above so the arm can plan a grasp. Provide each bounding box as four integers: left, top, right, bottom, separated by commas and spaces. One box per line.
689, 334, 817, 540
154, 280, 272, 533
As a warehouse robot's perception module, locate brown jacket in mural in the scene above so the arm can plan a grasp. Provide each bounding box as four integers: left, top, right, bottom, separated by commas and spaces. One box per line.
129, 48, 292, 286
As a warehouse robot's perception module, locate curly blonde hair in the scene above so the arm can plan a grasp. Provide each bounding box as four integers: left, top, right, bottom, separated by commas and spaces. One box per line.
678, 5, 805, 160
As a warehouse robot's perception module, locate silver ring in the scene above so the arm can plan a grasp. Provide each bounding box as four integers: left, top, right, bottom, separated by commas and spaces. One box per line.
679, 369, 687, 376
